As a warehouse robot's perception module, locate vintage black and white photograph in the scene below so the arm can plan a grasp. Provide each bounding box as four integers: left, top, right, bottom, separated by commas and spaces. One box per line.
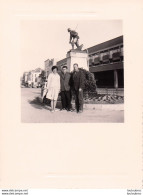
20, 20, 124, 123
1, 0, 143, 191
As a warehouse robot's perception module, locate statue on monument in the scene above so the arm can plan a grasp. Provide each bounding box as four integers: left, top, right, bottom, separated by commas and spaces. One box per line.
67, 28, 83, 50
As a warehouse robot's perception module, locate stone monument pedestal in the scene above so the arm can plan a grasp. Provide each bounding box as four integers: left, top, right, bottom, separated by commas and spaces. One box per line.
66, 50, 89, 72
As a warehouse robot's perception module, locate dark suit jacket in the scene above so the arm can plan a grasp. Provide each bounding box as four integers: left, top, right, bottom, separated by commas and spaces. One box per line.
60, 72, 71, 91
71, 70, 84, 91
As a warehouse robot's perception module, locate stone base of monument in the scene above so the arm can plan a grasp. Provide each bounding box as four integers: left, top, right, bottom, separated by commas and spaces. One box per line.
66, 50, 89, 72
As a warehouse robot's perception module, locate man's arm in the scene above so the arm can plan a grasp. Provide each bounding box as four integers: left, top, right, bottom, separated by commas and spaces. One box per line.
69, 73, 74, 90
79, 71, 85, 91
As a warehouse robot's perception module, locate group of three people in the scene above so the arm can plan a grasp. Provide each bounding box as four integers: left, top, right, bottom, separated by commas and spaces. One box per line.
42, 63, 84, 113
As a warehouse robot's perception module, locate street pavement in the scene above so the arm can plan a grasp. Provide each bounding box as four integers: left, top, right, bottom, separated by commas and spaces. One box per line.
21, 88, 124, 123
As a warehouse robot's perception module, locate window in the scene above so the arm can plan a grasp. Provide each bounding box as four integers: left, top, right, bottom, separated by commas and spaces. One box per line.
111, 47, 120, 54
102, 50, 109, 57
89, 55, 94, 61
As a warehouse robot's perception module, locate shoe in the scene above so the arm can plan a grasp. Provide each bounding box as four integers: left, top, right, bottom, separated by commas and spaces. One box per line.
67, 109, 73, 112
71, 108, 76, 112
54, 109, 59, 112
60, 108, 66, 111
78, 110, 83, 113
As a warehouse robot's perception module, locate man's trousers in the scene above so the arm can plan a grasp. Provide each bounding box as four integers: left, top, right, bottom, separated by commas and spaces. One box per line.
61, 91, 71, 110
74, 89, 84, 112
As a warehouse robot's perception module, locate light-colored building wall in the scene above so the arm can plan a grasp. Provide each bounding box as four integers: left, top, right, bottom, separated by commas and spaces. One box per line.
25, 68, 42, 87
32, 68, 42, 87
23, 72, 29, 83
45, 58, 58, 78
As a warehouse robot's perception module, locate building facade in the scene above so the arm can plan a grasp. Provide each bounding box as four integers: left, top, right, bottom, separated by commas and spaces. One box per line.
22, 72, 29, 86
44, 58, 57, 78
87, 36, 123, 89
22, 68, 43, 87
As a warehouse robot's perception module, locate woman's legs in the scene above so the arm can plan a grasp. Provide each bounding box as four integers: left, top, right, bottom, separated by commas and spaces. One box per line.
51, 100, 54, 111
53, 100, 57, 111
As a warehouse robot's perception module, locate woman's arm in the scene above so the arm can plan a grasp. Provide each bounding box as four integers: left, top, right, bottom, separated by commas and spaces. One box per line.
46, 74, 51, 90
57, 75, 60, 92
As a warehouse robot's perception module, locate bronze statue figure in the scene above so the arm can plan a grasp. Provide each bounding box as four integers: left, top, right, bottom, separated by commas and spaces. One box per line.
67, 28, 83, 50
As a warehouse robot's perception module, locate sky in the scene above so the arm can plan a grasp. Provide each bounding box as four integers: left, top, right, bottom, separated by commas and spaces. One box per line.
21, 20, 122, 74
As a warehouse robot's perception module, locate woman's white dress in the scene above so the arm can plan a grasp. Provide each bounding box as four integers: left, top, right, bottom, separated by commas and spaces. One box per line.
46, 72, 60, 100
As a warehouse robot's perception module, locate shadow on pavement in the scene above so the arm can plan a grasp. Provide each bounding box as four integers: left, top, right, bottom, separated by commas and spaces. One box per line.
28, 96, 61, 110
28, 97, 49, 110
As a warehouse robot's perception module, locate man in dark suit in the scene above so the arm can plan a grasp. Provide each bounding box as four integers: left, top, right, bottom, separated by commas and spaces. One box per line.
60, 66, 72, 111
71, 63, 84, 113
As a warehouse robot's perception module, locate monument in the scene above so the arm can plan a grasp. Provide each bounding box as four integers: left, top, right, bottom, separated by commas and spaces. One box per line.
66, 28, 89, 72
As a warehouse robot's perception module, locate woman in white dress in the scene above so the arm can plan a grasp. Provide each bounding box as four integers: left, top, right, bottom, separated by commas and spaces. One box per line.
46, 66, 60, 112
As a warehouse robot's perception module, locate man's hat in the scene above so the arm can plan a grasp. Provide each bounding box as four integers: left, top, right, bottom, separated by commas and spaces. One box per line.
67, 28, 71, 31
